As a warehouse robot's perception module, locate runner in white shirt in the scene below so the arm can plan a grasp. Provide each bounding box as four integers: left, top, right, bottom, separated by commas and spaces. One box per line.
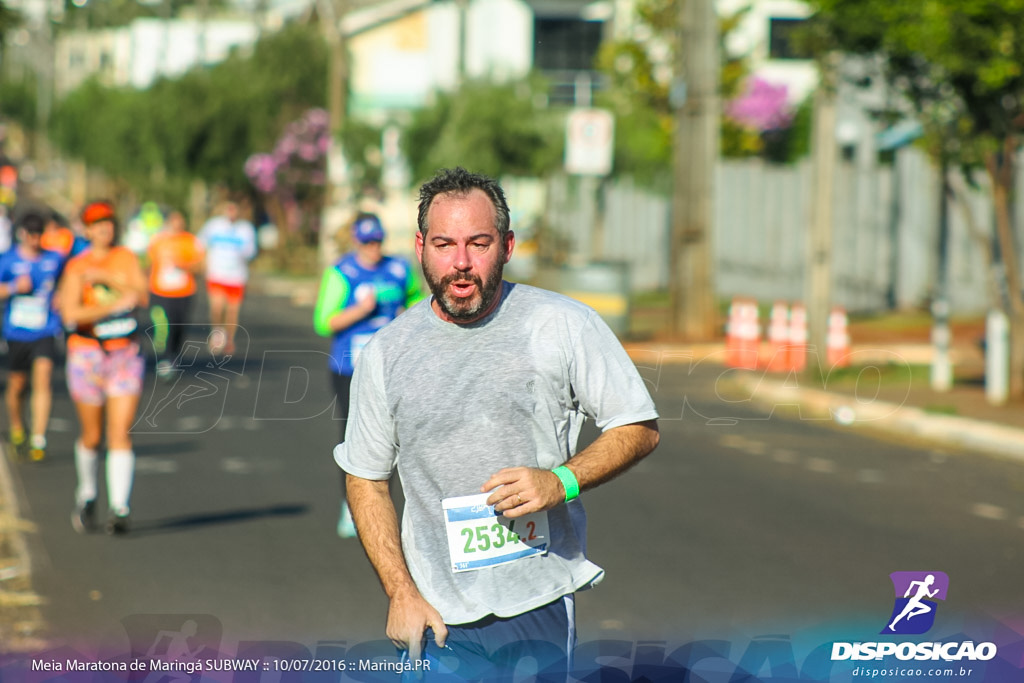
198, 200, 256, 355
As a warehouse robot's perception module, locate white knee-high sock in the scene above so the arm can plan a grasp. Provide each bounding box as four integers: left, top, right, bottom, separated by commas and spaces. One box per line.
106, 449, 135, 515
74, 441, 99, 506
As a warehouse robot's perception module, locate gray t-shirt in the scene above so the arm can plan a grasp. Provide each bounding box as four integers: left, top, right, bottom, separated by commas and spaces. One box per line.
335, 282, 659, 624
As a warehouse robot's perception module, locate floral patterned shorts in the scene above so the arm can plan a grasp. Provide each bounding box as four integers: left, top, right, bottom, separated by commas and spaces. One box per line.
67, 343, 144, 405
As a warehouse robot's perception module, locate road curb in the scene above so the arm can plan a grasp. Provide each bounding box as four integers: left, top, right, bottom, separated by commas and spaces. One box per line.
0, 444, 49, 651
0, 446, 33, 583
738, 374, 1024, 463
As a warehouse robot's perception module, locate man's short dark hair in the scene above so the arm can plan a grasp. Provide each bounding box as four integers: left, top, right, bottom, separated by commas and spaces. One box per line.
416, 167, 511, 240
17, 211, 46, 234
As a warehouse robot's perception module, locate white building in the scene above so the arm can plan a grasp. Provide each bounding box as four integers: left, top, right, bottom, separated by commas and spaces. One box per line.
719, 0, 817, 105
345, 0, 533, 119
44, 0, 612, 118
54, 18, 260, 96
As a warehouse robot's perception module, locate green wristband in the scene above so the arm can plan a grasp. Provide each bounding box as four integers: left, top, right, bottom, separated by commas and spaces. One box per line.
552, 466, 580, 502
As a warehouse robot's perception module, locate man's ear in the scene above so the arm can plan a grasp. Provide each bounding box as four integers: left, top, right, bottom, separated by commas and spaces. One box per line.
415, 230, 425, 264
503, 231, 515, 264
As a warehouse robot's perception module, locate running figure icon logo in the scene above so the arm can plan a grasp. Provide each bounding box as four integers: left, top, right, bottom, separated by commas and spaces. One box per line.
881, 571, 950, 635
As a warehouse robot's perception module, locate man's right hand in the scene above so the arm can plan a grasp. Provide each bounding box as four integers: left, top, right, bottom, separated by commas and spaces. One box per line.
386, 589, 448, 663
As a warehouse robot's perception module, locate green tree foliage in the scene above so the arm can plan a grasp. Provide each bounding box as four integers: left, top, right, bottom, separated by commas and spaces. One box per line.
51, 22, 328, 206
402, 76, 563, 184
0, 0, 19, 40
595, 0, 795, 184
593, 0, 674, 185
0, 77, 36, 128
809, 0, 1024, 163
808, 0, 1024, 395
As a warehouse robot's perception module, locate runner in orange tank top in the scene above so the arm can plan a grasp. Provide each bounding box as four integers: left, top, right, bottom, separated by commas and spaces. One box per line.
59, 200, 149, 536
147, 210, 204, 379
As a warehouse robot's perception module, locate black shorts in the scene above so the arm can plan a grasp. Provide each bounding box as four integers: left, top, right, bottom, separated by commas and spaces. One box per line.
331, 371, 353, 443
7, 337, 58, 372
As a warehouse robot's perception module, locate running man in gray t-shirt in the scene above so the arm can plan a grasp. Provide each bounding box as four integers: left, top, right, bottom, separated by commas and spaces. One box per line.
336, 167, 660, 680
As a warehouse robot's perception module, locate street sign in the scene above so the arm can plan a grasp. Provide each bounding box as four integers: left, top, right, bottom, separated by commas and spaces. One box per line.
564, 108, 614, 176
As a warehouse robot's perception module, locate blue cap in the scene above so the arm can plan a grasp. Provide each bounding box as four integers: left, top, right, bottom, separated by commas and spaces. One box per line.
353, 214, 385, 243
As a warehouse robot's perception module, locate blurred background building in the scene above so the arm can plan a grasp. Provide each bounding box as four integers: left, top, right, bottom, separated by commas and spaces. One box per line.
0, 0, 1018, 322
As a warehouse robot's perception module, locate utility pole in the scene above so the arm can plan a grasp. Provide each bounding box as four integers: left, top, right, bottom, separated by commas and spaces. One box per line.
33, 0, 57, 169
455, 0, 468, 87
670, 0, 719, 340
931, 151, 952, 391
806, 54, 839, 367
317, 0, 352, 270
197, 0, 210, 64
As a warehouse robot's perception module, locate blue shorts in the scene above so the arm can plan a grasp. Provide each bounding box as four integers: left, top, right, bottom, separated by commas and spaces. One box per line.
407, 595, 576, 682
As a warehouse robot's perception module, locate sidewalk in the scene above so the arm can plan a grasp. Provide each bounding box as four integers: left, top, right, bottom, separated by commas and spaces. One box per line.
248, 273, 1024, 462
623, 334, 1024, 463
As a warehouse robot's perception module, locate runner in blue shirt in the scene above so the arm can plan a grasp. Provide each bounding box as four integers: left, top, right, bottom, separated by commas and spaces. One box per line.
314, 213, 423, 537
0, 211, 65, 460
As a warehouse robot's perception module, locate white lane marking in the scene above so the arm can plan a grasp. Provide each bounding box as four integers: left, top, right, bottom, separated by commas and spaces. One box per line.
719, 435, 748, 450
134, 458, 179, 474
48, 418, 75, 432
170, 415, 262, 432
971, 503, 1008, 521
857, 469, 884, 484
177, 416, 208, 431
772, 449, 799, 464
214, 415, 262, 431
219, 457, 282, 474
742, 440, 768, 456
805, 457, 837, 474
718, 434, 768, 455
221, 457, 253, 474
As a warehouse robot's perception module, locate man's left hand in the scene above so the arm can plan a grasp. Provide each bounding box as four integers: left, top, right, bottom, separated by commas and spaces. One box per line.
481, 467, 567, 518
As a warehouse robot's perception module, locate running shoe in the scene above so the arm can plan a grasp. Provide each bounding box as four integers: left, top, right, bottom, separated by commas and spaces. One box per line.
29, 435, 46, 462
8, 429, 26, 460
208, 328, 227, 355
336, 501, 357, 538
71, 500, 97, 533
155, 359, 174, 381
106, 513, 130, 536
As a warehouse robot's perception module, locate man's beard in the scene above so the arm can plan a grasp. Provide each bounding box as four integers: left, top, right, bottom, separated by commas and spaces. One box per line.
424, 257, 505, 322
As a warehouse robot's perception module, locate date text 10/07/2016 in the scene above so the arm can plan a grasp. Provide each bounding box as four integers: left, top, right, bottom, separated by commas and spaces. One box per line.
30, 658, 431, 675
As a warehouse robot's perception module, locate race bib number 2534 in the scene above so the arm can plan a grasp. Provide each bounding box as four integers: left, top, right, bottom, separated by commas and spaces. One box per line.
442, 493, 549, 573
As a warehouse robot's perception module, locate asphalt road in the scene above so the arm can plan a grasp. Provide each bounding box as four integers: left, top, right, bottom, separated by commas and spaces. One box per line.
8, 290, 1024, 667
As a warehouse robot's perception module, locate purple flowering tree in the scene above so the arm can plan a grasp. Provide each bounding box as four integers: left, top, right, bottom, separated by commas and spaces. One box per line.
722, 77, 796, 158
726, 77, 793, 131
244, 108, 331, 255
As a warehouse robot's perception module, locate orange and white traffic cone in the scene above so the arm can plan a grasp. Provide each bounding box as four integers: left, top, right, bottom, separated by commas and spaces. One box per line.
725, 298, 742, 368
827, 306, 852, 368
788, 303, 808, 372
725, 298, 760, 369
738, 299, 761, 369
764, 301, 790, 372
